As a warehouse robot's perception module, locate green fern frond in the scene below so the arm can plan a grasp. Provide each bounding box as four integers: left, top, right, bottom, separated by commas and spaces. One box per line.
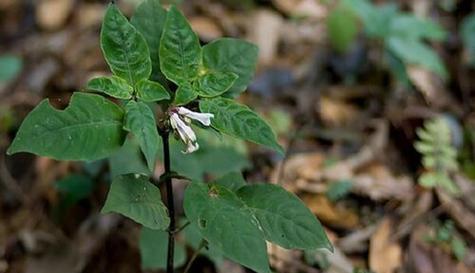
415, 117, 459, 194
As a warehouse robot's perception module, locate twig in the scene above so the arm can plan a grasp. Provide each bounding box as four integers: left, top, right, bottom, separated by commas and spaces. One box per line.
173, 220, 190, 234
183, 240, 206, 273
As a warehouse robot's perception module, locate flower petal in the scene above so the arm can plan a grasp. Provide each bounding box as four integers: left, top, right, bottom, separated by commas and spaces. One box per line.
177, 107, 214, 126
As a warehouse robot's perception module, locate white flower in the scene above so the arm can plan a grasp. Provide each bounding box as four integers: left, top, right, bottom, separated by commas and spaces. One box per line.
169, 107, 214, 154
177, 107, 214, 126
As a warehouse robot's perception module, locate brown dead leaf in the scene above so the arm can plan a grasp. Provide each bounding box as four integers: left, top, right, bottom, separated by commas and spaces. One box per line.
407, 66, 460, 113
272, 0, 327, 19
190, 16, 222, 42
75, 4, 105, 30
304, 195, 359, 229
37, 0, 74, 30
247, 10, 283, 64
319, 96, 360, 127
369, 218, 402, 273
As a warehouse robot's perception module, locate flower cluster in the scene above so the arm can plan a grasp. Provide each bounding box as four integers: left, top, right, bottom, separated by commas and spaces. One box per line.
169, 107, 214, 153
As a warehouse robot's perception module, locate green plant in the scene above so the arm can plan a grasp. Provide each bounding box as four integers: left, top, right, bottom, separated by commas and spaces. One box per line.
6, 1, 331, 272
0, 55, 22, 84
461, 12, 475, 67
343, 0, 447, 81
427, 220, 467, 261
415, 117, 459, 194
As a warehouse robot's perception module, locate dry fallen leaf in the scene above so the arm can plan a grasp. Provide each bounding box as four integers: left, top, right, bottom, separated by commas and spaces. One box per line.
303, 195, 359, 229
190, 16, 223, 42
37, 0, 74, 30
319, 96, 360, 127
369, 218, 402, 273
247, 9, 283, 64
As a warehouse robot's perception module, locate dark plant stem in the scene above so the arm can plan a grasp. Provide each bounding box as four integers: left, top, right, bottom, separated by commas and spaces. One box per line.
161, 131, 175, 273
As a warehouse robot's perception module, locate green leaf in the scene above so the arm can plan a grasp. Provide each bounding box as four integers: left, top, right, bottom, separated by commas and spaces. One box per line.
55, 175, 94, 208
389, 14, 446, 41
136, 79, 170, 102
184, 183, 271, 273
327, 6, 359, 53
102, 174, 169, 230
387, 37, 447, 78
159, 6, 201, 84
131, 0, 168, 84
237, 184, 332, 251
174, 82, 198, 105
0, 55, 22, 83
200, 97, 283, 154
86, 76, 133, 99
202, 38, 258, 97
101, 4, 151, 86
183, 221, 224, 264
194, 71, 238, 97
166, 133, 250, 181
7, 93, 125, 161
214, 172, 246, 191
124, 101, 160, 172
139, 227, 186, 269
461, 13, 475, 67
109, 137, 151, 177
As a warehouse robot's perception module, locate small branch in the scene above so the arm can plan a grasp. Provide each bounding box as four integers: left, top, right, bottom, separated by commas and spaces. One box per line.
183, 240, 206, 273
173, 220, 190, 234
161, 131, 176, 273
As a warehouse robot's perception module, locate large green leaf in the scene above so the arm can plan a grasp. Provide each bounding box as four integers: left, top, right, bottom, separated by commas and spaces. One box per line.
159, 6, 201, 84
387, 37, 447, 78
139, 227, 186, 270
214, 172, 246, 191
109, 137, 151, 178
174, 82, 197, 106
86, 76, 133, 99
102, 174, 169, 230
200, 98, 283, 154
131, 0, 168, 84
237, 184, 332, 250
184, 183, 271, 273
194, 71, 238, 97
165, 134, 250, 181
124, 101, 160, 172
7, 93, 125, 161
389, 14, 446, 41
202, 38, 258, 97
101, 4, 151, 86
136, 79, 170, 102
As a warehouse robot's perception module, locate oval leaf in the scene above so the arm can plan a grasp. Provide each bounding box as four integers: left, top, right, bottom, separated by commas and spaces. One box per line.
87, 76, 133, 99
101, 4, 151, 86
131, 0, 168, 84
194, 71, 238, 97
109, 137, 151, 178
237, 184, 332, 251
159, 6, 201, 84
200, 97, 283, 154
174, 82, 197, 105
102, 174, 170, 230
202, 38, 258, 97
7, 93, 125, 161
136, 79, 170, 102
124, 101, 160, 171
139, 227, 186, 270
184, 182, 271, 273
